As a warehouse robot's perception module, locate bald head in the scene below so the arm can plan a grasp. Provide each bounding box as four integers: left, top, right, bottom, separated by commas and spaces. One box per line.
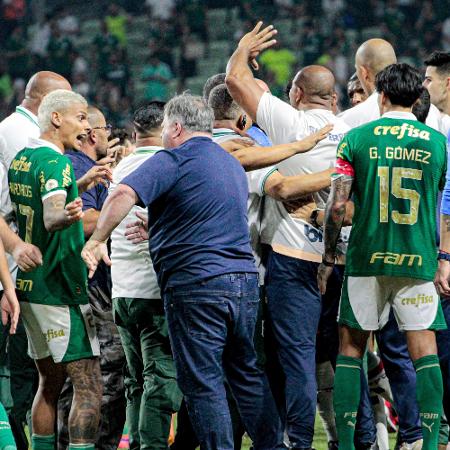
292, 65, 335, 102
356, 39, 397, 77
87, 105, 106, 128
23, 71, 72, 114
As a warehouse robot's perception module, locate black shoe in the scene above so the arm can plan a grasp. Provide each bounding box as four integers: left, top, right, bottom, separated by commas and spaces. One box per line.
328, 441, 339, 450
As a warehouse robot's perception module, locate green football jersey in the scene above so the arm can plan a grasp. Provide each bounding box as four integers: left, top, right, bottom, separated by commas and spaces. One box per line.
8, 140, 88, 305
337, 114, 447, 281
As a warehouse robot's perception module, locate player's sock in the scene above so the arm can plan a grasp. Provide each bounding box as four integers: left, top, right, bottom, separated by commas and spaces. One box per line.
414, 354, 443, 450
31, 433, 55, 450
68, 444, 95, 449
0, 402, 15, 450
333, 355, 362, 450
317, 360, 338, 442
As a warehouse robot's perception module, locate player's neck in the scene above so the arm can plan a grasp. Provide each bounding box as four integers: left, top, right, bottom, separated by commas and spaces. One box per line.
20, 99, 39, 116
39, 131, 65, 152
383, 105, 413, 115
135, 137, 162, 148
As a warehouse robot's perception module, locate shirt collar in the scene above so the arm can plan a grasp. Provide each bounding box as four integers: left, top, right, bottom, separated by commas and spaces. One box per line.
15, 106, 39, 128
134, 145, 164, 155
27, 137, 64, 154
382, 111, 417, 121
212, 128, 240, 137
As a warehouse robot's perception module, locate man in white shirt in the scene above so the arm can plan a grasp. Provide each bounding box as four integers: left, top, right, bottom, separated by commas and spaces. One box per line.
423, 51, 450, 137
0, 70, 71, 447
226, 23, 375, 450
110, 102, 182, 450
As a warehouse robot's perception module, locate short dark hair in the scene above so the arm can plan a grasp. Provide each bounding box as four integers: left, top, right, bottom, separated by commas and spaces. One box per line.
133, 101, 165, 136
208, 83, 242, 120
424, 51, 450, 76
375, 63, 423, 107
412, 89, 431, 124
110, 128, 131, 145
202, 73, 226, 102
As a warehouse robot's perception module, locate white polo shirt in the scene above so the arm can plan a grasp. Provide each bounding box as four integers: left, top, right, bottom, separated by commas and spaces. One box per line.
256, 93, 351, 263
0, 106, 40, 282
109, 146, 162, 299
212, 128, 276, 281
339, 91, 448, 135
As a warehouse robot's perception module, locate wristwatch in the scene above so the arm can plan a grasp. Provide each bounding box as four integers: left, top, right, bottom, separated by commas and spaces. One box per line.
438, 251, 450, 262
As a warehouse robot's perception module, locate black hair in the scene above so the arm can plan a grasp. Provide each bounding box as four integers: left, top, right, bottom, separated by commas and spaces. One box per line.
424, 51, 450, 76
110, 128, 130, 145
133, 101, 165, 135
375, 63, 424, 107
412, 89, 431, 124
202, 73, 226, 102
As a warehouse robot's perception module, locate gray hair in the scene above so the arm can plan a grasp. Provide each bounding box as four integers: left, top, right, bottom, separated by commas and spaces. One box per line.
164, 93, 214, 133
38, 89, 87, 131
208, 83, 242, 120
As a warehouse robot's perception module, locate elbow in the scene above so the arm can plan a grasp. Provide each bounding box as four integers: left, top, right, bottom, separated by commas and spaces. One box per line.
271, 180, 294, 201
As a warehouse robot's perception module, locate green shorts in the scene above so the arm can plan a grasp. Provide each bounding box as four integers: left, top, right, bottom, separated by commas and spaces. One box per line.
20, 302, 100, 363
339, 275, 447, 331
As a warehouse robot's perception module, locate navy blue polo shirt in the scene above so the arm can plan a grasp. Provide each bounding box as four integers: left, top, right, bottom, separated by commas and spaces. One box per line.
121, 136, 256, 291
66, 150, 111, 294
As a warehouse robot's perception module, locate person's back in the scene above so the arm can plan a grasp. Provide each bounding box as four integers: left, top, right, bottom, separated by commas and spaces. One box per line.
123, 136, 255, 290
339, 116, 446, 280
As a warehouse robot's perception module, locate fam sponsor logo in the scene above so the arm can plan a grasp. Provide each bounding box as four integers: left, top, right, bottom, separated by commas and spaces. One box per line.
370, 252, 422, 267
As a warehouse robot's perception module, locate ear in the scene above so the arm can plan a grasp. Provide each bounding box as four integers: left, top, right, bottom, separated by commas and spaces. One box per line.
361, 65, 370, 83
296, 86, 304, 104
446, 76, 450, 90
173, 122, 183, 139
237, 114, 246, 130
89, 129, 97, 145
51, 111, 62, 128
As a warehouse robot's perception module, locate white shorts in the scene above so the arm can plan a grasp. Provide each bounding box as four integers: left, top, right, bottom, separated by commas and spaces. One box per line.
339, 276, 446, 331
20, 302, 100, 363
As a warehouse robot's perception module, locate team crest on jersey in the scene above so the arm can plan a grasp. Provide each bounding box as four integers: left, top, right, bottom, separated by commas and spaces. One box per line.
45, 179, 59, 191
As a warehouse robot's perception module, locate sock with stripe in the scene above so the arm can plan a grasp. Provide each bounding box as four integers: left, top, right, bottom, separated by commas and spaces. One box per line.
333, 355, 362, 450
31, 434, 55, 450
414, 354, 443, 450
68, 444, 95, 450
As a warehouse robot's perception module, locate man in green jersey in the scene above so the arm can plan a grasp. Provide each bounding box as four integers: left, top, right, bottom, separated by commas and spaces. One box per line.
8, 89, 111, 450
318, 63, 447, 450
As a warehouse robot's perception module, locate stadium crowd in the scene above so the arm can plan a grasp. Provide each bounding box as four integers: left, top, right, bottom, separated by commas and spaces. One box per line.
2, 2, 450, 450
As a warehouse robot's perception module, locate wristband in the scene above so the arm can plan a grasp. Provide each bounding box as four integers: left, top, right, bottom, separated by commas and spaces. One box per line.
321, 256, 335, 267
311, 209, 321, 229
438, 251, 450, 262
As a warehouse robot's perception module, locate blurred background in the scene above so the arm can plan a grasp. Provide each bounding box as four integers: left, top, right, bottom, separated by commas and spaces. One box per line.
1, 0, 449, 128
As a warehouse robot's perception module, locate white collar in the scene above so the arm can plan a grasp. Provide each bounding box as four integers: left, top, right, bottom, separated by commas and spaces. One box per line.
382, 111, 417, 121
15, 106, 39, 128
27, 137, 64, 154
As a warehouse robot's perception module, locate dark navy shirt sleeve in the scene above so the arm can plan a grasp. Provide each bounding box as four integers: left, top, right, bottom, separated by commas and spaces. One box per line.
121, 150, 179, 207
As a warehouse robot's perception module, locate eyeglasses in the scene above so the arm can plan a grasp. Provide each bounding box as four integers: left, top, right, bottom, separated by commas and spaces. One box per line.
91, 124, 112, 136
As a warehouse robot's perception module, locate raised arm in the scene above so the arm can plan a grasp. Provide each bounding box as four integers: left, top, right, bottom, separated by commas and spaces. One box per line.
226, 22, 277, 121
317, 174, 354, 294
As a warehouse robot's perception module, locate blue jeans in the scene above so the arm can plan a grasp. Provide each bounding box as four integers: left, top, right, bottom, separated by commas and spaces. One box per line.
376, 311, 422, 444
437, 298, 450, 421
164, 273, 284, 450
265, 251, 376, 448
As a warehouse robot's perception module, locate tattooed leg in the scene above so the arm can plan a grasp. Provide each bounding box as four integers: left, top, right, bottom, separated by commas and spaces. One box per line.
33, 356, 67, 434
65, 357, 102, 444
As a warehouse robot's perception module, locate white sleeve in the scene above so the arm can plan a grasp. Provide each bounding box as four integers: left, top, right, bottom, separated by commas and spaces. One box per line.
247, 167, 277, 196
256, 93, 308, 144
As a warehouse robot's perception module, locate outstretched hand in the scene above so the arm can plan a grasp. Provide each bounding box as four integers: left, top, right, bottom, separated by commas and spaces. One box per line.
125, 211, 149, 244
81, 239, 111, 278
238, 21, 278, 70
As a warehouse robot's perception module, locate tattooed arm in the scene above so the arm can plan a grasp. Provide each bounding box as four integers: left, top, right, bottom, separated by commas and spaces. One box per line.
317, 173, 354, 294
43, 194, 84, 232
